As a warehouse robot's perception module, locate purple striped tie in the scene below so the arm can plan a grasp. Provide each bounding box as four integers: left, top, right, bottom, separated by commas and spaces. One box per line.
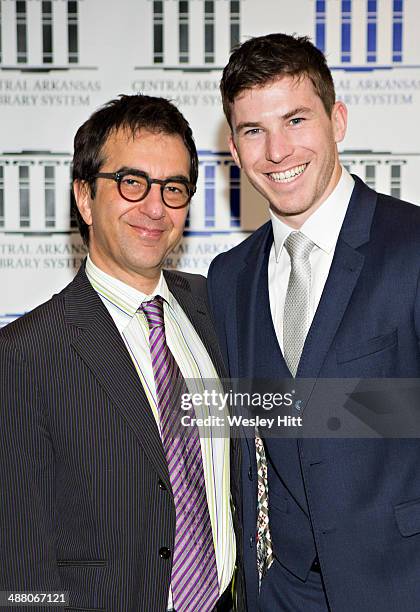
141, 297, 219, 612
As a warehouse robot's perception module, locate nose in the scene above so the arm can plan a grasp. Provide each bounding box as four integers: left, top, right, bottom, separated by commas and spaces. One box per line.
265, 132, 294, 164
138, 184, 165, 219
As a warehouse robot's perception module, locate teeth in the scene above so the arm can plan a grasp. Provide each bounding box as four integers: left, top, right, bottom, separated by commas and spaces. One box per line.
269, 164, 307, 183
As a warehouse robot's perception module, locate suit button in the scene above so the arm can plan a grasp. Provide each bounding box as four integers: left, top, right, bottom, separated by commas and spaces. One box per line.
159, 547, 171, 559
249, 535, 254, 549
248, 466, 253, 481
158, 479, 167, 491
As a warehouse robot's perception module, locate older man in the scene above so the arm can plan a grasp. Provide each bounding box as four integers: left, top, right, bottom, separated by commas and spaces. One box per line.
0, 95, 237, 612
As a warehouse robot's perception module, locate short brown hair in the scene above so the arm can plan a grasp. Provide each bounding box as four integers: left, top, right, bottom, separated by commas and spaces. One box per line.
220, 33, 336, 127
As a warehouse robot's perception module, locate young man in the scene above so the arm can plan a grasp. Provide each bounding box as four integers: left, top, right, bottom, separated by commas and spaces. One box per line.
0, 95, 237, 612
208, 33, 420, 611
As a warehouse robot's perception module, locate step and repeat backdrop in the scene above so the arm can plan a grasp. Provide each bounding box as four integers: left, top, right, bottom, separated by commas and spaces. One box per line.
1, 0, 419, 326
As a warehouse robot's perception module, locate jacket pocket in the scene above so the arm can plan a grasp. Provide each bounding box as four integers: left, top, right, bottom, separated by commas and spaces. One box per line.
394, 497, 420, 537
337, 329, 398, 364
58, 560, 107, 611
57, 560, 107, 567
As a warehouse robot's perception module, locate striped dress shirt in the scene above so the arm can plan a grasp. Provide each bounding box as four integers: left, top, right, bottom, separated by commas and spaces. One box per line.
85, 256, 235, 609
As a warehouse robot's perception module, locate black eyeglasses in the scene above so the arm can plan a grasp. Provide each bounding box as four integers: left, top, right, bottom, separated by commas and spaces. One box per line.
93, 170, 196, 209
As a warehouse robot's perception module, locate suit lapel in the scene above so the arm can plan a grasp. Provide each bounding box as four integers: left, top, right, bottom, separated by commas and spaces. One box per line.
65, 268, 171, 489
235, 225, 292, 467
236, 223, 290, 379
298, 176, 377, 378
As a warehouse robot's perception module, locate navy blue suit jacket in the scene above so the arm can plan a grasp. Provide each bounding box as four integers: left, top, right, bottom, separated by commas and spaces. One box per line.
208, 176, 420, 611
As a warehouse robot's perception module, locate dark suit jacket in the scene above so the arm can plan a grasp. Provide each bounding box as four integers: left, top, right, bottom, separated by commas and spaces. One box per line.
207, 176, 420, 612
0, 265, 239, 612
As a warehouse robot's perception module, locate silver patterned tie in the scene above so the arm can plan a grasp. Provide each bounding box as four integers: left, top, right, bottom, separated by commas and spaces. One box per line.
283, 232, 315, 377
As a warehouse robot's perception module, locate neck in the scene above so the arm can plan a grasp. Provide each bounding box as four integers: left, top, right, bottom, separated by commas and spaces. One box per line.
88, 253, 161, 295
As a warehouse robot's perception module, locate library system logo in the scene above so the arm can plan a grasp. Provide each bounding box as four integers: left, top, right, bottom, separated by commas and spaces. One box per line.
186, 150, 241, 235
133, 0, 419, 73
0, 0, 93, 72
135, 0, 240, 71
0, 150, 75, 234
315, 0, 419, 72
339, 149, 420, 201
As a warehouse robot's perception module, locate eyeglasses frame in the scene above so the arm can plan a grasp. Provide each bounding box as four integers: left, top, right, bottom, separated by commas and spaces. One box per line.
92, 170, 196, 209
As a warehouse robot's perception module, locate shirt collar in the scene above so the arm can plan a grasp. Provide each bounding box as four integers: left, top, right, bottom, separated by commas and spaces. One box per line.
85, 255, 175, 316
270, 166, 355, 261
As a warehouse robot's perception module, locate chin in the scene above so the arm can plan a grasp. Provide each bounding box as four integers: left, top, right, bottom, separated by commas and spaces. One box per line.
271, 200, 304, 214
134, 257, 164, 272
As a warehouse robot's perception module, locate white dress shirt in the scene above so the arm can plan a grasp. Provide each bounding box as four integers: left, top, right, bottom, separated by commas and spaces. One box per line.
268, 166, 355, 351
85, 257, 235, 610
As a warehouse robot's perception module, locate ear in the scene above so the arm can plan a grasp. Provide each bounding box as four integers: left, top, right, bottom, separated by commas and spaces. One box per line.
332, 101, 347, 144
228, 132, 242, 169
73, 180, 93, 226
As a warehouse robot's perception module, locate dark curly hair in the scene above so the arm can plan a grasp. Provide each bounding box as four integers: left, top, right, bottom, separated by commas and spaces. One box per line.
72, 94, 198, 244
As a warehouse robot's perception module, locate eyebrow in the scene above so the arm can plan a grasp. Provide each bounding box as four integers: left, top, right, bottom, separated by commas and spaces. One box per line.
234, 106, 313, 134
234, 121, 264, 134
282, 106, 313, 120
116, 166, 190, 182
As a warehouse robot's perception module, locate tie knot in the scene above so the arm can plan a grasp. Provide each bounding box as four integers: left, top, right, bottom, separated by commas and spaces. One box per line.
140, 296, 164, 330
284, 231, 314, 262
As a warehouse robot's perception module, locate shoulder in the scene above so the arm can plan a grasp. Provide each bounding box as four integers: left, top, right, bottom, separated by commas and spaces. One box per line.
0, 279, 73, 355
163, 269, 206, 290
163, 269, 207, 298
350, 175, 420, 252
375, 190, 420, 221
373, 190, 420, 247
352, 174, 420, 228
208, 221, 272, 278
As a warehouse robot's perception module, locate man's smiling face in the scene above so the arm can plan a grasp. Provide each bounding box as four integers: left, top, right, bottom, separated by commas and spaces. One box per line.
229, 75, 347, 228
74, 128, 191, 292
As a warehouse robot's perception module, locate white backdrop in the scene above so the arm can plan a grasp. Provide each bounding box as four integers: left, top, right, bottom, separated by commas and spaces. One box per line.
1, 0, 419, 327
